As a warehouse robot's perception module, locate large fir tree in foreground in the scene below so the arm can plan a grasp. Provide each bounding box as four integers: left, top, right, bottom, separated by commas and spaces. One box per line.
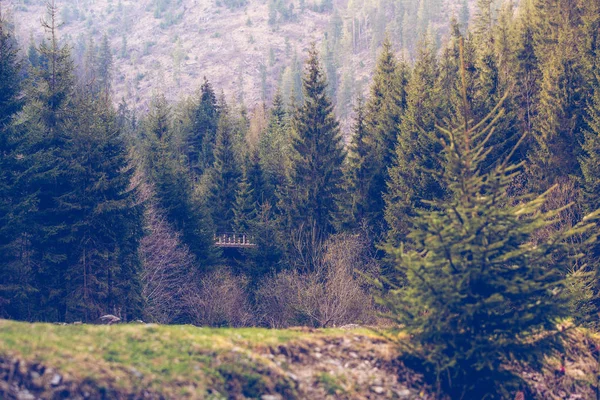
380, 66, 599, 398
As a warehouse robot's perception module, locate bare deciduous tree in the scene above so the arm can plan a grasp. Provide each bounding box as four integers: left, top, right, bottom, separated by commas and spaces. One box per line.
187, 268, 254, 327
257, 233, 377, 328
139, 203, 198, 323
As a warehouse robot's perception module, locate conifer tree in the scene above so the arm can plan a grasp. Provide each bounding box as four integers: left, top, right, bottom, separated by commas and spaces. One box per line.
97, 34, 113, 94
527, 0, 590, 191
144, 95, 219, 269
187, 78, 219, 176
351, 37, 408, 235
61, 91, 143, 321
380, 81, 599, 398
513, 0, 540, 142
208, 105, 243, 233
233, 168, 256, 234
259, 90, 289, 201
16, 0, 78, 320
338, 97, 370, 231
385, 36, 444, 247
282, 45, 345, 237
578, 79, 600, 325
0, 9, 27, 318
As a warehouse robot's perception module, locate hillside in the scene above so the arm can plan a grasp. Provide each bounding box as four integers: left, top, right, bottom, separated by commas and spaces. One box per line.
6, 0, 473, 116
0, 320, 431, 399
1, 320, 599, 399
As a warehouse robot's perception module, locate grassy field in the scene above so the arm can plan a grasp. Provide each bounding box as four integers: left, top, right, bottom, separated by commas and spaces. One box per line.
0, 320, 408, 399
1, 320, 599, 399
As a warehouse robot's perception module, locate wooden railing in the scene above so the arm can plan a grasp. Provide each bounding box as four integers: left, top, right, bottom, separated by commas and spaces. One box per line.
214, 233, 257, 248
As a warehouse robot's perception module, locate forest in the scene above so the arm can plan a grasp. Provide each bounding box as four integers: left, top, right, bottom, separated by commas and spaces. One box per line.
1, 0, 600, 398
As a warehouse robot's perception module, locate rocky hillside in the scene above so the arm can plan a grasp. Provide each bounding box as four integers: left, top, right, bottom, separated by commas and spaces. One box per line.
0, 320, 598, 399
6, 0, 475, 115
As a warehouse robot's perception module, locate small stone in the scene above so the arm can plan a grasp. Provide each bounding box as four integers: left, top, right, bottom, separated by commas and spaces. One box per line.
261, 395, 282, 400
370, 386, 385, 395
17, 390, 35, 400
314, 352, 322, 359
395, 388, 411, 398
51, 373, 62, 386
349, 352, 359, 359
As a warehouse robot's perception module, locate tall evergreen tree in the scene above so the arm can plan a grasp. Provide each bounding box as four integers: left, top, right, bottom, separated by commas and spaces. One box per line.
281, 45, 345, 238
143, 95, 219, 269
187, 78, 220, 176
259, 90, 289, 202
338, 97, 370, 231
97, 34, 113, 95
61, 91, 143, 321
208, 104, 243, 233
0, 9, 27, 318
385, 36, 444, 247
349, 37, 408, 236
15, 0, 78, 321
578, 76, 600, 325
527, 0, 591, 191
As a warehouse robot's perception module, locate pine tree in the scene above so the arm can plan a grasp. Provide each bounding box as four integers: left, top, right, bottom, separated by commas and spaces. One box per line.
16, 0, 78, 321
353, 37, 408, 235
187, 77, 219, 176
338, 97, 370, 231
144, 95, 219, 269
527, 0, 590, 191
61, 91, 143, 321
578, 78, 600, 326
97, 34, 113, 95
208, 105, 243, 233
282, 45, 345, 237
233, 168, 257, 234
0, 9, 28, 319
259, 90, 289, 201
385, 36, 444, 247
379, 81, 599, 398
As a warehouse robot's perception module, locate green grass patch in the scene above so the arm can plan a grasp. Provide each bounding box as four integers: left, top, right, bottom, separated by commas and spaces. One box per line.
0, 320, 372, 398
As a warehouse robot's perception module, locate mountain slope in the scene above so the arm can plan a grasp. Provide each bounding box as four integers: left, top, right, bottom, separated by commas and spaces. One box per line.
8, 0, 474, 114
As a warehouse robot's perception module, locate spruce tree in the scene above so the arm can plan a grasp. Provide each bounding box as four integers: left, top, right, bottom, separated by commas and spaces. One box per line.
61, 92, 143, 321
143, 95, 219, 269
208, 105, 243, 233
385, 36, 444, 247
356, 37, 408, 236
578, 80, 600, 326
0, 10, 27, 318
233, 168, 256, 234
380, 84, 599, 398
97, 34, 113, 95
338, 97, 370, 231
259, 90, 289, 202
282, 45, 345, 237
527, 0, 590, 191
16, 0, 78, 321
187, 77, 219, 176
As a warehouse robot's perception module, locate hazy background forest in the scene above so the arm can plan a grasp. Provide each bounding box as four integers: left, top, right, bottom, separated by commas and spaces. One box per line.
8, 0, 480, 128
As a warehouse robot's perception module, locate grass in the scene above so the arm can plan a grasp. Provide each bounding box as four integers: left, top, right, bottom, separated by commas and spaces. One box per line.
0, 320, 375, 398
